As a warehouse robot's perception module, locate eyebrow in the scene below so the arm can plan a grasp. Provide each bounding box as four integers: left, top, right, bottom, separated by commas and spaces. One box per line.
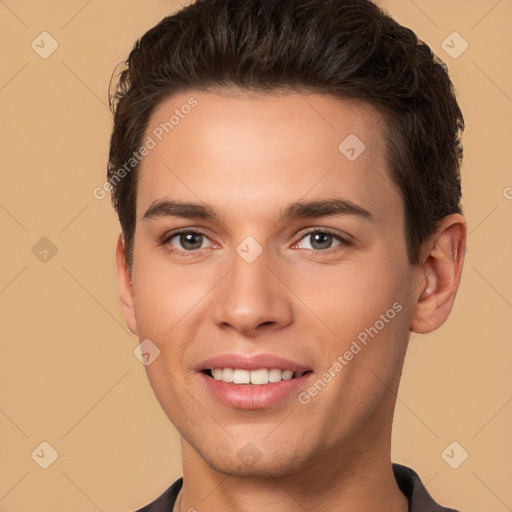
142, 198, 373, 223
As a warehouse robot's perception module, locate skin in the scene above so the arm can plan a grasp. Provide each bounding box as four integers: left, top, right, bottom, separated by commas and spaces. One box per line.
116, 90, 466, 512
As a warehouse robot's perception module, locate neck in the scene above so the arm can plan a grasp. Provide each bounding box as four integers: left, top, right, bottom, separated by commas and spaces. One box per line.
177, 398, 408, 512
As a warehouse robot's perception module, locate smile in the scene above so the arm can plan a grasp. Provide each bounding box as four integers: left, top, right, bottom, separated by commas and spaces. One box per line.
205, 368, 311, 385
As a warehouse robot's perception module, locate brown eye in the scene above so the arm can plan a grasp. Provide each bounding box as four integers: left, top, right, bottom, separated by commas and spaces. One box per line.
167, 231, 209, 251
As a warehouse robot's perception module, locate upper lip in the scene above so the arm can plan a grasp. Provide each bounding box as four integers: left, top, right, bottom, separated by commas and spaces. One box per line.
199, 353, 312, 373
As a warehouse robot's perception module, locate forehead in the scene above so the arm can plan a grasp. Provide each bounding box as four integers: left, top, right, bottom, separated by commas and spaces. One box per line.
136, 89, 399, 224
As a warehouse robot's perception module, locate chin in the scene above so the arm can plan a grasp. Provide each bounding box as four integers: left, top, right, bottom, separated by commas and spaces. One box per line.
196, 442, 313, 479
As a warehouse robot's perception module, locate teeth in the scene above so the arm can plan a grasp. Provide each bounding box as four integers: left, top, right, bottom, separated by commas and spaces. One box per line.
282, 370, 294, 380
221, 367, 234, 382
268, 368, 282, 383
232, 369, 250, 384
250, 369, 269, 385
210, 368, 299, 385
212, 368, 223, 380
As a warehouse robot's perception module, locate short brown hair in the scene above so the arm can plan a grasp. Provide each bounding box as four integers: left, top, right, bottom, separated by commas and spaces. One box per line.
107, 0, 464, 269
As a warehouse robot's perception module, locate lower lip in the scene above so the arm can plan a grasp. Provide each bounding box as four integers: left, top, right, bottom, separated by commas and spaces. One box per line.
200, 372, 313, 410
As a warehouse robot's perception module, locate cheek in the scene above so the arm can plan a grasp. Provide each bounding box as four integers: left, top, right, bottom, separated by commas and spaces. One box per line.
299, 255, 408, 331
299, 254, 412, 389
130, 243, 208, 339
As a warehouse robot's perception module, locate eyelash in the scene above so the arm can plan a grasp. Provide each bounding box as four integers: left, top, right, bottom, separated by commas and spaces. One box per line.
160, 227, 352, 258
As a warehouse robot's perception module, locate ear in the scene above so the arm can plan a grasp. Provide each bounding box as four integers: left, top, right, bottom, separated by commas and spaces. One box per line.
410, 214, 466, 334
115, 234, 138, 335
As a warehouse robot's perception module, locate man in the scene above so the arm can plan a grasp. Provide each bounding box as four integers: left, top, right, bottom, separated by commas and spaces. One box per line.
107, 0, 466, 510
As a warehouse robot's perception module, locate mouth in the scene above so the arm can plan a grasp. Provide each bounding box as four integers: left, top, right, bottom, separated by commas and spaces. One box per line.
202, 367, 313, 385
198, 354, 314, 409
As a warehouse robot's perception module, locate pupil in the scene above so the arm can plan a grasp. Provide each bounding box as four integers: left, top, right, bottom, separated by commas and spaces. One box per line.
181, 233, 202, 250
312, 233, 331, 250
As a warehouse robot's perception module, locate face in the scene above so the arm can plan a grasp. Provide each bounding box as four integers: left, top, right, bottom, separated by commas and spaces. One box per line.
119, 90, 422, 478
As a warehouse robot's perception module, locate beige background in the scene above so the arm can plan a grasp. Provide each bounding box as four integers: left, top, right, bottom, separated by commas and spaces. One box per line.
1, 0, 511, 511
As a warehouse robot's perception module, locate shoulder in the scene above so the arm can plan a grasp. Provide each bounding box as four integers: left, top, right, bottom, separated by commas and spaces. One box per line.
135, 477, 183, 512
392, 463, 462, 512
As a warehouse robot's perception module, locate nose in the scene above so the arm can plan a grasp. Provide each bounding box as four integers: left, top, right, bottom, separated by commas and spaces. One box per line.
211, 248, 294, 336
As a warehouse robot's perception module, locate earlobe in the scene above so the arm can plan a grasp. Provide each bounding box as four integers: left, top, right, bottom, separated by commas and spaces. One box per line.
410, 214, 466, 334
115, 234, 138, 335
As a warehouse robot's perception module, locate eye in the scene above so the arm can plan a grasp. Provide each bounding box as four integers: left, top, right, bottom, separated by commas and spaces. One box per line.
164, 230, 213, 252
294, 229, 350, 251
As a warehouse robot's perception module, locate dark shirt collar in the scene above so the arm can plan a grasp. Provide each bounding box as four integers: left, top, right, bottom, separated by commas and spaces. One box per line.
392, 463, 461, 512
